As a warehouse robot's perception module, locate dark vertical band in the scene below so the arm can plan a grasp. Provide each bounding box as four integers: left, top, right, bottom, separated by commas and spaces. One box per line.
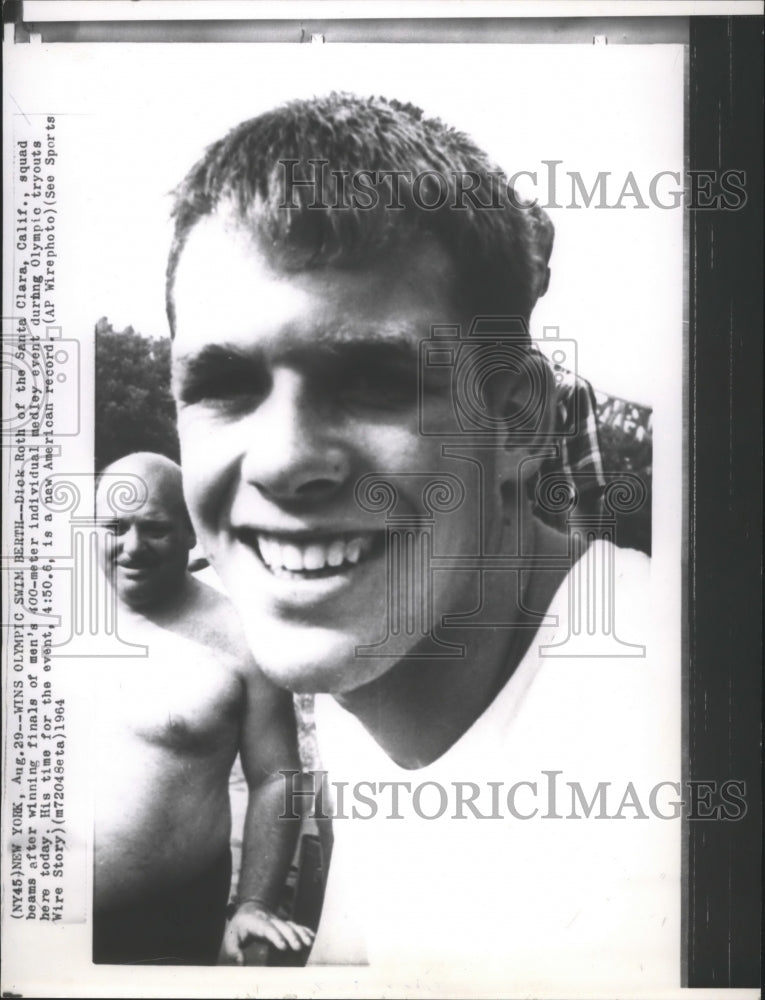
687, 14, 762, 987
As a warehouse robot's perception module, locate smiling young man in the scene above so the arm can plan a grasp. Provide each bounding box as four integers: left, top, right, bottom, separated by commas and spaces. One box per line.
167, 94, 680, 985
93, 452, 313, 965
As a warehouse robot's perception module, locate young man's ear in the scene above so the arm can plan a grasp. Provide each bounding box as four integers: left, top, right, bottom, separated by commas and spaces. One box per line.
496, 349, 558, 486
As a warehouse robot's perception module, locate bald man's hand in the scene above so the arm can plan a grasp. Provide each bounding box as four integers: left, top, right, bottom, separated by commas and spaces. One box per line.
220, 901, 314, 964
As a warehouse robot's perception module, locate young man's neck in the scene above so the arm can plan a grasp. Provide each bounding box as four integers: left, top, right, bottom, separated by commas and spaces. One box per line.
336, 521, 569, 769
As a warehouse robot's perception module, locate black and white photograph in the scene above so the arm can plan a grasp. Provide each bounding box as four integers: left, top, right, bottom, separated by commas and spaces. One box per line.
2, 3, 761, 997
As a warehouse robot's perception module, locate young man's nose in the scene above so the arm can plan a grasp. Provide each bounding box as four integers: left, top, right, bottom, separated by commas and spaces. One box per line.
240, 370, 351, 504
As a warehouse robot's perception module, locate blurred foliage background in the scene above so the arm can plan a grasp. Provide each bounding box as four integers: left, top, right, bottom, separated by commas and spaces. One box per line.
95, 317, 179, 471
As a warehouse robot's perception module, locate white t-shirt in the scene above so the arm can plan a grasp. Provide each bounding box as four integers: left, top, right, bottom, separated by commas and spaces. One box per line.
309, 542, 680, 990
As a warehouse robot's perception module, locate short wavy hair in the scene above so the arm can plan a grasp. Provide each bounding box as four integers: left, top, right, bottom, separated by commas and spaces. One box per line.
166, 92, 549, 336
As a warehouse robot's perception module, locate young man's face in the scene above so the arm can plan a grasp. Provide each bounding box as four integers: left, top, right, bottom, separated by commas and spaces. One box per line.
172, 216, 516, 693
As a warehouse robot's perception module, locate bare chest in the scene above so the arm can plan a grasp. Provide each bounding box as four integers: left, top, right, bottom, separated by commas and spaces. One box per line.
97, 632, 243, 756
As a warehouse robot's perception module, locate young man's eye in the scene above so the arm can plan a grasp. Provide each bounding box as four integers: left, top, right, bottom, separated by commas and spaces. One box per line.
177, 368, 267, 409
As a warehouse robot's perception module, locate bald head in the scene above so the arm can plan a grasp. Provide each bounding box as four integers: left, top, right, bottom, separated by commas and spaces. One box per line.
98, 451, 187, 516
97, 452, 195, 612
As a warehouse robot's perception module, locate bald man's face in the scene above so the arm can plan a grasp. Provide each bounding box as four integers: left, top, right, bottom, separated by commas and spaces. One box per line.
97, 480, 195, 612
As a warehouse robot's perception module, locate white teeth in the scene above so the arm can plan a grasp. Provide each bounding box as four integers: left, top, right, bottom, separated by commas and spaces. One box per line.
303, 545, 325, 571
327, 541, 346, 567
259, 537, 279, 568
280, 544, 304, 571
256, 534, 374, 574
345, 539, 362, 564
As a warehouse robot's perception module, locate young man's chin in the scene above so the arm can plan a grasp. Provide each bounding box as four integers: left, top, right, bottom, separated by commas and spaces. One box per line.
243, 620, 398, 696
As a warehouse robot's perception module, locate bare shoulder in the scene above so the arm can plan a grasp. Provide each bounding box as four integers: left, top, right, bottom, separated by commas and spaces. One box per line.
180, 576, 257, 669
183, 577, 285, 699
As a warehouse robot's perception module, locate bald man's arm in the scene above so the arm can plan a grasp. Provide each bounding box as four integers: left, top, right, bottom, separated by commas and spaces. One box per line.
220, 663, 314, 964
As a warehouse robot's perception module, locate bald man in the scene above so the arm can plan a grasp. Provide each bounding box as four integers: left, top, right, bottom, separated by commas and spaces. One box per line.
93, 452, 313, 965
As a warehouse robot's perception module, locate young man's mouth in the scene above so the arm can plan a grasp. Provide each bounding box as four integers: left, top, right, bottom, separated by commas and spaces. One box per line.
248, 531, 384, 580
